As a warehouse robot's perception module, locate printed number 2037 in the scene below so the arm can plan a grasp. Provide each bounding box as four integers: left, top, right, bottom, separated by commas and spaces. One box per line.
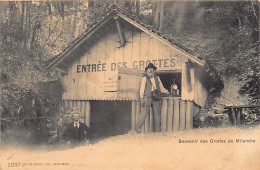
8, 163, 20, 167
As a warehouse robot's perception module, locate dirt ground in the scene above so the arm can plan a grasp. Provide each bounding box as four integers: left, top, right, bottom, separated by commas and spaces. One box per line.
1, 126, 260, 170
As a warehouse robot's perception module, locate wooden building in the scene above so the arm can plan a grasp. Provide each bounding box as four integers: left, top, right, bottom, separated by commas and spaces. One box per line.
47, 9, 223, 138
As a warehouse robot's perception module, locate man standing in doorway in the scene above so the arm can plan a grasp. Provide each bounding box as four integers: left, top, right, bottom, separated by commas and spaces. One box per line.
64, 111, 90, 147
136, 63, 169, 133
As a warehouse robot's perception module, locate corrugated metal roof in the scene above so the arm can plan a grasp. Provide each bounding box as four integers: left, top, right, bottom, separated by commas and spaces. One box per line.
62, 97, 138, 101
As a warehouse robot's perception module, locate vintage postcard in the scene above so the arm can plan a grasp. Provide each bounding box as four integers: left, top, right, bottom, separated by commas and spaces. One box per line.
0, 0, 259, 170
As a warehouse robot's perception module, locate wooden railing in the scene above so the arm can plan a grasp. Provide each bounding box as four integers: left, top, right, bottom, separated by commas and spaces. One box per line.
224, 105, 260, 126
131, 97, 197, 133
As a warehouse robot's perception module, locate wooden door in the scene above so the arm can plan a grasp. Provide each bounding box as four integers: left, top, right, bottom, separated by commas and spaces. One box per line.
117, 67, 145, 100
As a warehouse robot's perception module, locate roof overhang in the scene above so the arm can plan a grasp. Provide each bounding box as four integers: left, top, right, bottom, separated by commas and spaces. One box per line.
46, 8, 222, 90
46, 9, 206, 70
46, 10, 116, 70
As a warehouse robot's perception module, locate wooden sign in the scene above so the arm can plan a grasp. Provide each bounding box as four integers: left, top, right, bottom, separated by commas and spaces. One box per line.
62, 29, 184, 100
104, 80, 118, 92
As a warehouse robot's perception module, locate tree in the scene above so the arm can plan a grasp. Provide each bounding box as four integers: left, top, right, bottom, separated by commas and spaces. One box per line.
151, 0, 165, 31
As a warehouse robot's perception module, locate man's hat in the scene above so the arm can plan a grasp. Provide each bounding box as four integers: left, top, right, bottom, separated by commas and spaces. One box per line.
145, 63, 157, 71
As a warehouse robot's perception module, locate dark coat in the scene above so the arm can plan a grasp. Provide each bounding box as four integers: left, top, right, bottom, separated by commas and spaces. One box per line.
64, 122, 89, 145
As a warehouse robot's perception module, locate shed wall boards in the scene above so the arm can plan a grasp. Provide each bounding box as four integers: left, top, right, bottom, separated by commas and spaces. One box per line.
62, 28, 185, 101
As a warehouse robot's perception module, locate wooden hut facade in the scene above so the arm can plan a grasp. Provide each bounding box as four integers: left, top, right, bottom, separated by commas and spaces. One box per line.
47, 9, 222, 137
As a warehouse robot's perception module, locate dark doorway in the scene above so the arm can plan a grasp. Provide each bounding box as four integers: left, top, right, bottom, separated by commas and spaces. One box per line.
89, 101, 131, 141
157, 72, 182, 95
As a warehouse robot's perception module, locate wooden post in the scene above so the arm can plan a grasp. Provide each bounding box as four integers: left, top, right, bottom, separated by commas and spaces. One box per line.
115, 19, 126, 47
142, 122, 145, 133
135, 101, 140, 124
0, 95, 1, 146
57, 71, 66, 91
236, 108, 241, 126
77, 101, 84, 118
240, 108, 244, 125
140, 101, 145, 133
173, 98, 180, 131
167, 98, 174, 132
131, 101, 136, 131
75, 101, 78, 108
145, 116, 149, 133
185, 101, 194, 129
80, 101, 83, 115
149, 107, 153, 132
81, 101, 86, 122
85, 101, 90, 127
231, 107, 236, 126
142, 105, 145, 133
68, 100, 72, 109
161, 98, 167, 132
64, 100, 69, 108
135, 101, 143, 132
0, 61, 2, 145
179, 100, 186, 130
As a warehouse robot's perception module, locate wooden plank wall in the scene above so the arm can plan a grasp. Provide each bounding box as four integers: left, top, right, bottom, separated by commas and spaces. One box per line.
132, 97, 197, 133
62, 29, 183, 101
63, 98, 196, 133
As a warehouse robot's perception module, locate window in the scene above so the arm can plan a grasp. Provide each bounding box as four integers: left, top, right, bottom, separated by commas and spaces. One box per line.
157, 71, 181, 96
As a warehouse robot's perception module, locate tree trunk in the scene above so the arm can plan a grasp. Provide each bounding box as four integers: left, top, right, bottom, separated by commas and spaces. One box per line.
46, 1, 52, 16
124, 1, 132, 11
25, 2, 31, 49
154, 1, 161, 30
136, 0, 140, 15
46, 1, 52, 36
70, 10, 78, 41
152, 0, 156, 25
20, 2, 25, 43
29, 21, 38, 50
75, 11, 82, 38
56, 1, 65, 19
8, 2, 15, 42
159, 1, 164, 32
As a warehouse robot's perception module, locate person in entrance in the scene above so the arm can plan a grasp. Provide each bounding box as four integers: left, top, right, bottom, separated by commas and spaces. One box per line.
64, 111, 90, 147
136, 63, 169, 133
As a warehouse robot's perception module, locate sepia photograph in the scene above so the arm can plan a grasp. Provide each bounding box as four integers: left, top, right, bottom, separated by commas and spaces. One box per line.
0, 0, 259, 169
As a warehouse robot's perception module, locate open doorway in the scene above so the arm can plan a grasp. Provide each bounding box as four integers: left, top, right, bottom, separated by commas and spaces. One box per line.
89, 101, 131, 141
157, 71, 181, 96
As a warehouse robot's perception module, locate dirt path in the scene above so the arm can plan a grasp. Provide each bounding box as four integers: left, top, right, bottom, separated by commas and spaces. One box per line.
1, 126, 260, 170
